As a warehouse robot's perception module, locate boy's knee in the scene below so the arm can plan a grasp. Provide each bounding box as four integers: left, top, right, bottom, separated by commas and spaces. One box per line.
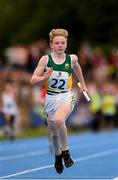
47, 120, 58, 136
55, 117, 65, 126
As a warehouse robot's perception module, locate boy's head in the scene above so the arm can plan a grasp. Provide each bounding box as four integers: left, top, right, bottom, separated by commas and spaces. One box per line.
49, 29, 68, 43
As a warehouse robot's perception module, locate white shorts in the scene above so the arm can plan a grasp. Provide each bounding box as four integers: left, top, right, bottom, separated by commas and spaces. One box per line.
44, 91, 76, 121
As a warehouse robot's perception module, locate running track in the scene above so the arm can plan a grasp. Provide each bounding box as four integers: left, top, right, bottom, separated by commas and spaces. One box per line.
0, 129, 118, 180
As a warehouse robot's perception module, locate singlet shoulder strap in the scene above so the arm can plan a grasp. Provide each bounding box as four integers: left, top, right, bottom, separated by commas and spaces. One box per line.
65, 54, 71, 64
47, 54, 72, 74
47, 54, 53, 67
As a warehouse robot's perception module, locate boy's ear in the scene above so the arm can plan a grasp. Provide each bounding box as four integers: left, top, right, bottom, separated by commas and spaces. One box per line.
50, 42, 52, 48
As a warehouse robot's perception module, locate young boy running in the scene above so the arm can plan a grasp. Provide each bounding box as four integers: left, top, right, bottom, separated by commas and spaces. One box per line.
31, 28, 88, 173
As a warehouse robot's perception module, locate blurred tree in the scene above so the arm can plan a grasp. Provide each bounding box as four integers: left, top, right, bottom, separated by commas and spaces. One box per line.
0, 0, 117, 57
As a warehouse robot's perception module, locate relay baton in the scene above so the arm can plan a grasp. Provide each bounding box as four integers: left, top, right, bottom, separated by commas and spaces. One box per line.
77, 82, 91, 102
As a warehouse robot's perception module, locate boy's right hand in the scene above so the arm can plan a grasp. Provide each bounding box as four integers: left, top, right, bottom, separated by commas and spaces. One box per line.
43, 67, 53, 80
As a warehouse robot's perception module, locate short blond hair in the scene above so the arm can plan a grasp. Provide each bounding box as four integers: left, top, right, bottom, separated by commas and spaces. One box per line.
49, 28, 68, 42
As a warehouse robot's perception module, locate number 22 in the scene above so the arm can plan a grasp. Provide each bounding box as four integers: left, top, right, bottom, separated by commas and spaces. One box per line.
50, 78, 65, 90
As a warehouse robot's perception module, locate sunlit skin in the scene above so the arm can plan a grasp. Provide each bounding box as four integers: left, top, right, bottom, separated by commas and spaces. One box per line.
50, 36, 67, 59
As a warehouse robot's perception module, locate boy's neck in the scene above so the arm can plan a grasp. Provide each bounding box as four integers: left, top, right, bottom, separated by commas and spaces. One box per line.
51, 52, 65, 64
51, 52, 65, 58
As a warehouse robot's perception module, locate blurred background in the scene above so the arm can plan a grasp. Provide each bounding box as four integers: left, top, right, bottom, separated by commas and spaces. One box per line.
0, 0, 118, 140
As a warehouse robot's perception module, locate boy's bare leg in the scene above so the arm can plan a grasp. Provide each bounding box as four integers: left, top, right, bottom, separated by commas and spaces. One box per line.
47, 120, 63, 174
47, 120, 61, 155
54, 102, 71, 151
54, 102, 74, 168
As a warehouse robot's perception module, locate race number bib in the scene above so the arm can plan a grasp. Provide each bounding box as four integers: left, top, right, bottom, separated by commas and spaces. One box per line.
48, 71, 68, 91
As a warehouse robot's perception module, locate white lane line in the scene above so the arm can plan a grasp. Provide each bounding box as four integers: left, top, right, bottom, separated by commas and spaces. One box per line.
0, 142, 47, 151
0, 149, 48, 160
0, 148, 118, 179
0, 165, 53, 179
0, 138, 117, 161
74, 148, 118, 162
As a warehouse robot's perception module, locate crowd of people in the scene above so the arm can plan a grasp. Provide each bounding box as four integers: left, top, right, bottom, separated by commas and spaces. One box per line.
0, 39, 118, 140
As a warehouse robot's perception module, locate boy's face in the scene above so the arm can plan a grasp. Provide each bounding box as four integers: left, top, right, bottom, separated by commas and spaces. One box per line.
50, 36, 67, 55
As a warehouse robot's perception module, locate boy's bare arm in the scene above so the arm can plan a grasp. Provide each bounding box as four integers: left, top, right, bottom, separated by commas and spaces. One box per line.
71, 54, 88, 92
30, 55, 53, 84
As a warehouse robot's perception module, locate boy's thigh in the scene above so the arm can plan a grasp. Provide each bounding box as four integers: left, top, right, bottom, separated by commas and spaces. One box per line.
54, 102, 72, 122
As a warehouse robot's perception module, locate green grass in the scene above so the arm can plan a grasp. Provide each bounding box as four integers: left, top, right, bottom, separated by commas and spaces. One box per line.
18, 127, 82, 139
17, 126, 49, 139
0, 126, 83, 141
0, 126, 48, 141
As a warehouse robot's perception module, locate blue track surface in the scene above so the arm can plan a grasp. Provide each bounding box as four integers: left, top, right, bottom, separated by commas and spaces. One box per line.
0, 129, 118, 180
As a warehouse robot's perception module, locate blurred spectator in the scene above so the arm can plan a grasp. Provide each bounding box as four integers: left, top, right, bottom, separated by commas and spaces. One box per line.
67, 88, 92, 130
4, 39, 51, 73
4, 44, 29, 71
0, 59, 5, 70
92, 47, 109, 83
78, 41, 93, 80
0, 86, 6, 137
108, 47, 118, 80
30, 84, 46, 127
27, 42, 42, 73
1, 79, 19, 140
100, 82, 117, 129
89, 83, 102, 131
